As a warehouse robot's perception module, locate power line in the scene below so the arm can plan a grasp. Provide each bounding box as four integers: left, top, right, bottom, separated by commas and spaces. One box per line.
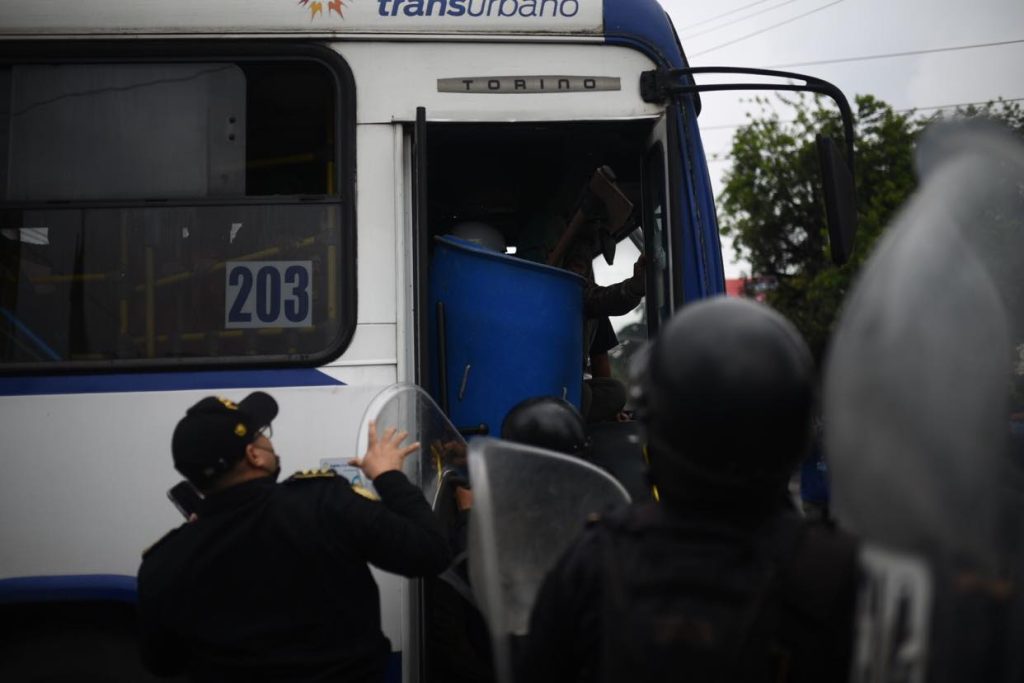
895, 97, 1024, 114
699, 96, 1024, 132
766, 38, 1024, 69
703, 96, 1024, 159
691, 0, 846, 58
681, 0, 800, 40
681, 0, 776, 32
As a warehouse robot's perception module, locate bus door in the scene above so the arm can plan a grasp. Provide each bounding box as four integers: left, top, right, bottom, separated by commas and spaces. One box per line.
408, 112, 596, 439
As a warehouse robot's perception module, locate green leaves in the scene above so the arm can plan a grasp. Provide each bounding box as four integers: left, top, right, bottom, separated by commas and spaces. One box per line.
717, 94, 1021, 364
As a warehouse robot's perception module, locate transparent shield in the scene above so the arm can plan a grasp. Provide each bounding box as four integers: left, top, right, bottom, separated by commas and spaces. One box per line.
467, 437, 631, 683
356, 383, 467, 511
825, 119, 1024, 682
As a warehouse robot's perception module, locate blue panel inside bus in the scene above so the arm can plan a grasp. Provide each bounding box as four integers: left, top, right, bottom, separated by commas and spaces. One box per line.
429, 236, 584, 436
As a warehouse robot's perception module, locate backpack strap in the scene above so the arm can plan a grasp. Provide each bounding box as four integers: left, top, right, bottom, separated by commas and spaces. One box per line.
596, 512, 632, 683
727, 512, 808, 669
778, 523, 860, 623
751, 520, 860, 682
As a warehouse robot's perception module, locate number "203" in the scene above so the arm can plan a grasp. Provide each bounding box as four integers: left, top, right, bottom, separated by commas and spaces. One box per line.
226, 262, 311, 326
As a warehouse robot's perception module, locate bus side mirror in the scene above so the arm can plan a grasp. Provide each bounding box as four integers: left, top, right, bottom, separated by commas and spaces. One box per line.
818, 135, 857, 265
639, 67, 860, 266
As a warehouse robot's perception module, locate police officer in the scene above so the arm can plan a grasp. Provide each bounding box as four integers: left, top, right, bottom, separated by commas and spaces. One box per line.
518, 297, 859, 683
424, 396, 592, 683
137, 392, 451, 682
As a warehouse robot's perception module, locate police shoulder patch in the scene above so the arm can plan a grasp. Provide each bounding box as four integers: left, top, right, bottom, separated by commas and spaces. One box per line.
351, 484, 380, 501
285, 468, 339, 482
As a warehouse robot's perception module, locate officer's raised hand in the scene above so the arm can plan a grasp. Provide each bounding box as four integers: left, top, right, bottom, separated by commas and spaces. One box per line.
349, 419, 421, 480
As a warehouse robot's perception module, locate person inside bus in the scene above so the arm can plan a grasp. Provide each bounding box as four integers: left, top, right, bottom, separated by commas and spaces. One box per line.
517, 170, 645, 422
517, 298, 860, 683
137, 392, 451, 682
447, 220, 507, 253
584, 316, 629, 422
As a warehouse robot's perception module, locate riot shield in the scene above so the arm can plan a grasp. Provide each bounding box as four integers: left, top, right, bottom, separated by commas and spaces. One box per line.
356, 383, 467, 512
467, 437, 631, 683
825, 120, 1024, 682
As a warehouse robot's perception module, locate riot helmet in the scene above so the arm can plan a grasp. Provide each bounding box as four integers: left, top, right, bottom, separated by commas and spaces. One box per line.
449, 221, 506, 253
636, 297, 814, 503
501, 396, 588, 457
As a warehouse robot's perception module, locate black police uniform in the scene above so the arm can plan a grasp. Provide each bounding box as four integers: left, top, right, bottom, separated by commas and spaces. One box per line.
516, 298, 860, 682
518, 500, 858, 683
138, 469, 451, 682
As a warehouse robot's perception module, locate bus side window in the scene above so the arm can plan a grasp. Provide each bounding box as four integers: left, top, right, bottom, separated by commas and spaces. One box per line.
0, 56, 354, 370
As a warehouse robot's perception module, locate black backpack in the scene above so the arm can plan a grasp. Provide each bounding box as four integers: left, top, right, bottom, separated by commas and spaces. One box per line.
595, 504, 858, 683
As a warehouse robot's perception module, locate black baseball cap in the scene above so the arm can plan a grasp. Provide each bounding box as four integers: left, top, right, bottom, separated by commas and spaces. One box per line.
171, 392, 279, 487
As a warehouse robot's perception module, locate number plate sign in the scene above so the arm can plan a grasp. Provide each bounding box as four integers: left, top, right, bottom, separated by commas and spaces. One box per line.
225, 261, 312, 328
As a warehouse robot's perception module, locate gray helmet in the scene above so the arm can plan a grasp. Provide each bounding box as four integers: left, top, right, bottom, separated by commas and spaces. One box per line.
450, 221, 506, 253
636, 297, 814, 502
501, 396, 587, 457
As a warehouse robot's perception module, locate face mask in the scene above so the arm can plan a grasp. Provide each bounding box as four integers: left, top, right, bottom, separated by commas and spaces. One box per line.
252, 442, 281, 482
257, 450, 281, 482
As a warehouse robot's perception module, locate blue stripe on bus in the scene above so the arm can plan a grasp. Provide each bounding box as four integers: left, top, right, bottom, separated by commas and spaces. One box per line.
0, 574, 138, 604
0, 368, 346, 396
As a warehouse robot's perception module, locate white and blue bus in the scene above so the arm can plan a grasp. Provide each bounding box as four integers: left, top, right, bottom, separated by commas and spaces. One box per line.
0, 0, 855, 679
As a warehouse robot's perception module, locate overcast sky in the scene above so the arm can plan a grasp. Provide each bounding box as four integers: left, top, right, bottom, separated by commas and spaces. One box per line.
595, 0, 1022, 326
662, 0, 1024, 276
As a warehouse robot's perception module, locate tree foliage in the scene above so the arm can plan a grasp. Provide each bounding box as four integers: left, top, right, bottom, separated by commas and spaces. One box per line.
719, 95, 1024, 363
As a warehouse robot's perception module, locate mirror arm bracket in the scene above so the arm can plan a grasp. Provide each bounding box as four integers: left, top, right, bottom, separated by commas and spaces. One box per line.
640, 66, 856, 170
